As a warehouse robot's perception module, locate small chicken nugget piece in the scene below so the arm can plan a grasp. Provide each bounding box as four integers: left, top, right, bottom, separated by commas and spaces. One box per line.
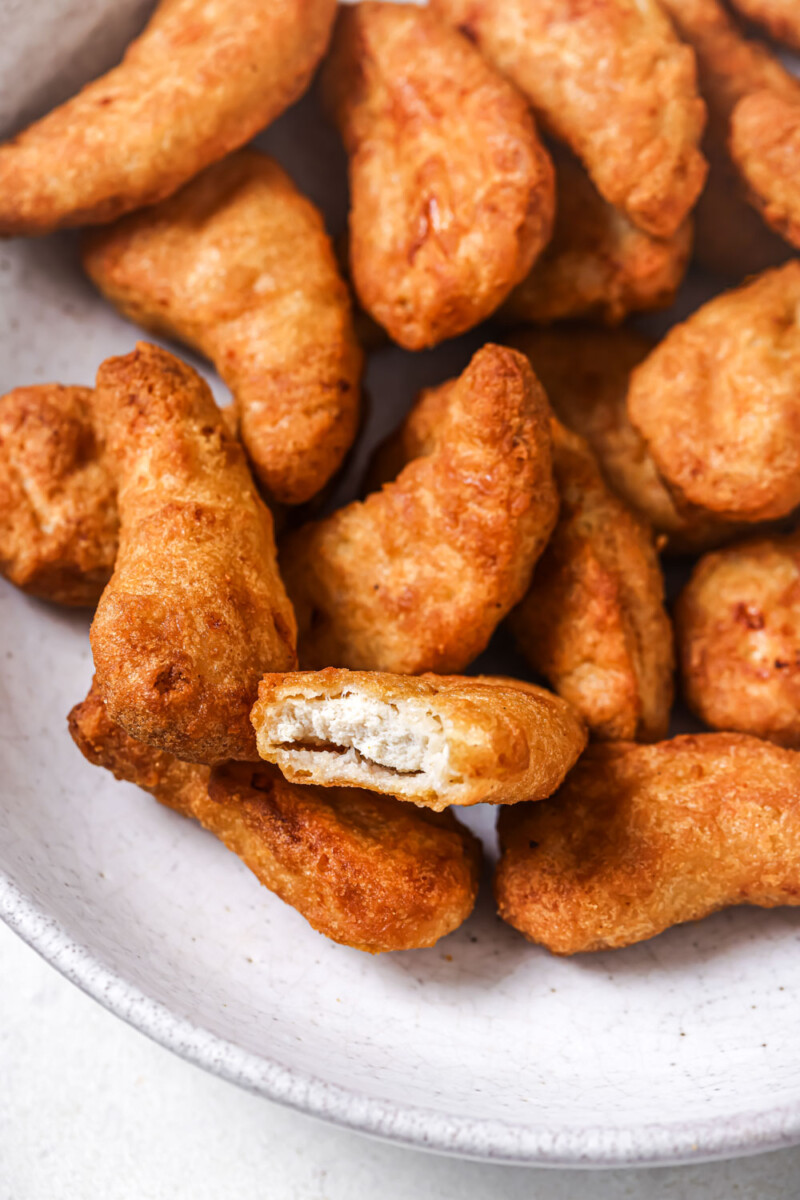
252, 669, 586, 812
677, 533, 800, 747
321, 2, 555, 349
432, 0, 707, 239
730, 90, 800, 252
69, 683, 479, 952
496, 733, 800, 953
281, 345, 557, 674
90, 343, 296, 764
627, 262, 800, 523
0, 0, 337, 236
729, 0, 800, 50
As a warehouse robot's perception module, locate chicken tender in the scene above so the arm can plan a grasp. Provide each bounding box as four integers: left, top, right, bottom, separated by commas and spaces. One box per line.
627, 262, 800, 523
321, 2, 555, 349
677, 533, 800, 747
281, 345, 558, 674
729, 0, 800, 53
0, 384, 117, 606
730, 91, 800, 252
251, 669, 586, 812
508, 421, 674, 742
0, 0, 337, 236
69, 683, 480, 953
82, 151, 362, 507
496, 734, 800, 954
432, 0, 707, 239
90, 343, 296, 764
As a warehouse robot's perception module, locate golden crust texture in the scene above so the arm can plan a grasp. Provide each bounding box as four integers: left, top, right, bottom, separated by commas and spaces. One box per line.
281, 344, 558, 675
321, 2, 555, 350
90, 343, 297, 764
0, 0, 337, 236
82, 151, 362, 507
252, 669, 587, 811
508, 420, 674, 742
495, 734, 800, 954
0, 384, 118, 606
676, 533, 800, 747
729, 0, 800, 50
627, 262, 800, 523
432, 0, 707, 238
730, 91, 800, 252
68, 683, 480, 953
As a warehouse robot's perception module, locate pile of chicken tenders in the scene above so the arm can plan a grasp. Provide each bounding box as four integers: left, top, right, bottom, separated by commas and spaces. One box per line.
3, 0, 800, 957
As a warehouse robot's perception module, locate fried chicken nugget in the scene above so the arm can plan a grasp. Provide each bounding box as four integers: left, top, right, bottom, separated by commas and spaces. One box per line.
0, 0, 337, 236
729, 0, 800, 51
431, 0, 707, 239
69, 683, 480, 952
90, 343, 296, 764
495, 734, 800, 953
321, 2, 555, 349
730, 90, 800, 252
82, 151, 362, 507
676, 533, 800, 747
281, 344, 558, 674
0, 384, 117, 605
508, 421, 674, 743
627, 262, 800, 523
251, 669, 586, 812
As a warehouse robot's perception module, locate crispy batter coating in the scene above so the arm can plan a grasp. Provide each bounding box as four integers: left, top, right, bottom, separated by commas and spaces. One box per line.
252, 669, 586, 812
69, 683, 480, 953
730, 91, 800, 252
0, 0, 337, 236
432, 0, 707, 239
281, 344, 558, 674
729, 0, 800, 50
0, 384, 117, 606
508, 421, 674, 742
82, 151, 362, 507
627, 262, 800, 523
321, 2, 555, 350
90, 343, 296, 764
677, 533, 800, 747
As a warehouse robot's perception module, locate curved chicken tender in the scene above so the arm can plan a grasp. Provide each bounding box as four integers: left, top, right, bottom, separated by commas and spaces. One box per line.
730, 91, 800, 252
508, 421, 674, 743
281, 344, 558, 674
321, 2, 555, 349
677, 533, 800, 747
729, 0, 800, 50
69, 683, 479, 953
0, 384, 117, 606
432, 0, 707, 239
0, 0, 337, 236
82, 151, 361, 507
495, 734, 800, 954
90, 343, 296, 765
627, 262, 800, 523
251, 669, 586, 812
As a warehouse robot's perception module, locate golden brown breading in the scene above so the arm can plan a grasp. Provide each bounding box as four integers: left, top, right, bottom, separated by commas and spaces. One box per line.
508, 421, 674, 742
729, 0, 800, 50
676, 533, 800, 747
0, 0, 337, 236
730, 90, 800, 252
69, 682, 480, 953
90, 343, 296, 764
627, 262, 800, 523
495, 734, 800, 954
321, 2, 555, 350
431, 0, 707, 239
281, 344, 558, 674
0, 384, 117, 606
82, 151, 362, 508
251, 669, 587, 812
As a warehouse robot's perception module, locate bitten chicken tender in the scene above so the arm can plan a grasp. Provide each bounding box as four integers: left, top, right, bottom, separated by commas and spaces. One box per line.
508, 421, 674, 742
431, 0, 707, 239
90, 343, 296, 764
281, 344, 558, 674
730, 91, 800, 252
0, 0, 337, 236
321, 2, 555, 349
0, 384, 117, 606
496, 734, 800, 954
251, 669, 586, 812
627, 263, 800, 523
676, 533, 800, 747
69, 683, 480, 953
728, 0, 800, 50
